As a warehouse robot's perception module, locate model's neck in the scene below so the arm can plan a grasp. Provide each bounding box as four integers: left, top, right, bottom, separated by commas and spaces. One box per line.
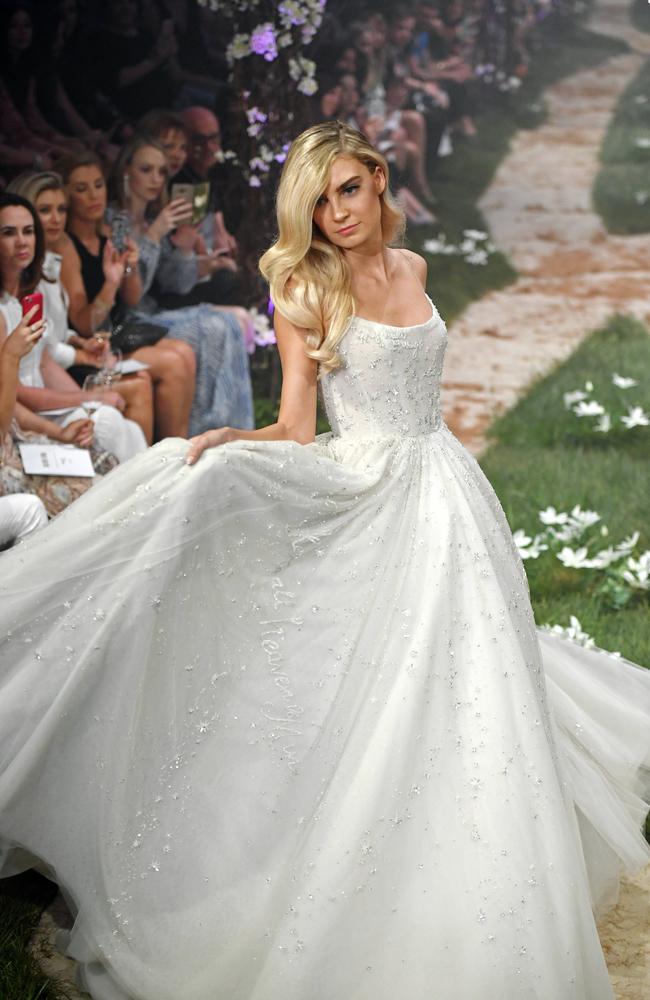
345, 241, 392, 281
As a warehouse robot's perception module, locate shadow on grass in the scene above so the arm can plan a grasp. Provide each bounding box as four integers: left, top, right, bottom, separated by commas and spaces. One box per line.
593, 56, 650, 234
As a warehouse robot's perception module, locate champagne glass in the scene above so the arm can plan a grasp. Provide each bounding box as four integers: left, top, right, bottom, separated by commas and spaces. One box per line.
81, 373, 107, 416
102, 347, 123, 386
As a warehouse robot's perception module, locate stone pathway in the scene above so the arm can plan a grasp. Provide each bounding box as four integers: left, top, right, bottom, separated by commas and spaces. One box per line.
30, 2, 650, 997
441, 0, 650, 455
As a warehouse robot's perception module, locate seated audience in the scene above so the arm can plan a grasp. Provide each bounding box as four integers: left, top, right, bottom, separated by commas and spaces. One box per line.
107, 136, 255, 434
0, 192, 116, 517
9, 170, 154, 444
58, 150, 197, 440
0, 193, 147, 464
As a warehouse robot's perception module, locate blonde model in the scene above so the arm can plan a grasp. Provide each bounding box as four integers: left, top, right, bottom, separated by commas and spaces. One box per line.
1, 122, 649, 1000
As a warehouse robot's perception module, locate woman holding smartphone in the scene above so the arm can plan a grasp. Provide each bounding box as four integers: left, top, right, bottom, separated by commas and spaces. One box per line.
8, 170, 155, 445
106, 136, 254, 436
58, 150, 197, 441
0, 192, 117, 514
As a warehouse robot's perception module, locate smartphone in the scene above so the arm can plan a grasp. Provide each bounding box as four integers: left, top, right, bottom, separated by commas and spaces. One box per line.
21, 291, 44, 324
111, 212, 131, 254
171, 182, 210, 225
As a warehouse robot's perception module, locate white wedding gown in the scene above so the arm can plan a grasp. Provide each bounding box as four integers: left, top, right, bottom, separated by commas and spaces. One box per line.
1, 297, 649, 1000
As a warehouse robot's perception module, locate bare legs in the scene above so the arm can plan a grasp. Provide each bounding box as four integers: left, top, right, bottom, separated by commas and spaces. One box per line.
115, 371, 155, 445
129, 340, 196, 440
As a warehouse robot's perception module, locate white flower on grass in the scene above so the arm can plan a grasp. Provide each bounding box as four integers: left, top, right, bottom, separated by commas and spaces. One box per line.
563, 389, 588, 409
543, 615, 596, 648
557, 546, 592, 568
539, 506, 569, 526
616, 531, 640, 554
463, 228, 488, 240
611, 372, 638, 389
622, 552, 650, 591
620, 406, 650, 428
568, 505, 601, 530
594, 412, 612, 433
584, 380, 593, 392
587, 545, 625, 568
573, 400, 604, 417
465, 249, 489, 266
422, 236, 459, 255
635, 191, 649, 205
516, 531, 549, 559
512, 529, 532, 554
634, 137, 650, 149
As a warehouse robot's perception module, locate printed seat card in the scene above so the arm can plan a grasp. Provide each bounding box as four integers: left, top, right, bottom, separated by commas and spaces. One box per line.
18, 443, 95, 478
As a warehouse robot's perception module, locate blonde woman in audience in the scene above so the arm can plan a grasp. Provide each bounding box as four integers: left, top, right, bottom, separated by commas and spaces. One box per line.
8, 170, 154, 444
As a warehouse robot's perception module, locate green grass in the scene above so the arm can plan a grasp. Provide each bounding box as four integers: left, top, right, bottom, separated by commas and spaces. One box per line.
480, 315, 650, 664
593, 55, 650, 234
0, 872, 71, 1000
413, 22, 629, 322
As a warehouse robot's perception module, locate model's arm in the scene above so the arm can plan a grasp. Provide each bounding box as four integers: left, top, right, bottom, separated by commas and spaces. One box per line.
186, 310, 318, 464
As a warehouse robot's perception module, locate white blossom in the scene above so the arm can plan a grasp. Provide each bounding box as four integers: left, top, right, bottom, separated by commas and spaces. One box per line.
538, 506, 568, 526
563, 389, 588, 409
573, 400, 604, 417
620, 406, 650, 429
622, 552, 650, 591
611, 372, 638, 389
594, 412, 611, 433
557, 546, 593, 568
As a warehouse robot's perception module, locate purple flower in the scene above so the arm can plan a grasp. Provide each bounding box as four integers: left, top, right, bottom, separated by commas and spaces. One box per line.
250, 23, 278, 62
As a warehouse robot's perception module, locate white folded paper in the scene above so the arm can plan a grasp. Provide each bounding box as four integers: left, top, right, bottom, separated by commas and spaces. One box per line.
19, 443, 95, 477
37, 406, 79, 418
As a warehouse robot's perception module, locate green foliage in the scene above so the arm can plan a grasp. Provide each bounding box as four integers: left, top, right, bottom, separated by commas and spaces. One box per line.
593, 56, 650, 233
480, 316, 650, 664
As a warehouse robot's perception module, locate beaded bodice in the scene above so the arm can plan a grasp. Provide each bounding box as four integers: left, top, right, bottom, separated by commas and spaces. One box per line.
320, 297, 447, 438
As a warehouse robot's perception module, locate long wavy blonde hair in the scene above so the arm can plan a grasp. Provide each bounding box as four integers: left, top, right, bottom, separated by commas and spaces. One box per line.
259, 121, 405, 373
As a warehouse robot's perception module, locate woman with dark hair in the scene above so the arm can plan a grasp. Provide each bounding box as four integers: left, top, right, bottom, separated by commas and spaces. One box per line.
7, 171, 153, 451
0, 192, 116, 512
58, 148, 197, 440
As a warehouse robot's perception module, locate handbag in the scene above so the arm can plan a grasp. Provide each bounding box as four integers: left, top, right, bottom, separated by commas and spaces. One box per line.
111, 320, 168, 354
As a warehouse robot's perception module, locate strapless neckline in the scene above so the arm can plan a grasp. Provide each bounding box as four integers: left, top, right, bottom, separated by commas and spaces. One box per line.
351, 294, 438, 333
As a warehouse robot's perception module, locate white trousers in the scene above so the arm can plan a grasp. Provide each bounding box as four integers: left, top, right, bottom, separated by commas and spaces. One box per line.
0, 494, 48, 548
58, 406, 147, 463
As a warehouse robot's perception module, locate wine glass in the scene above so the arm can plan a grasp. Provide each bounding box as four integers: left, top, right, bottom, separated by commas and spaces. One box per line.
102, 346, 123, 386
81, 373, 107, 416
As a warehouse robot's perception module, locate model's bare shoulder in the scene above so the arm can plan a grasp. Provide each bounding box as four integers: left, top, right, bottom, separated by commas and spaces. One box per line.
397, 247, 427, 288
